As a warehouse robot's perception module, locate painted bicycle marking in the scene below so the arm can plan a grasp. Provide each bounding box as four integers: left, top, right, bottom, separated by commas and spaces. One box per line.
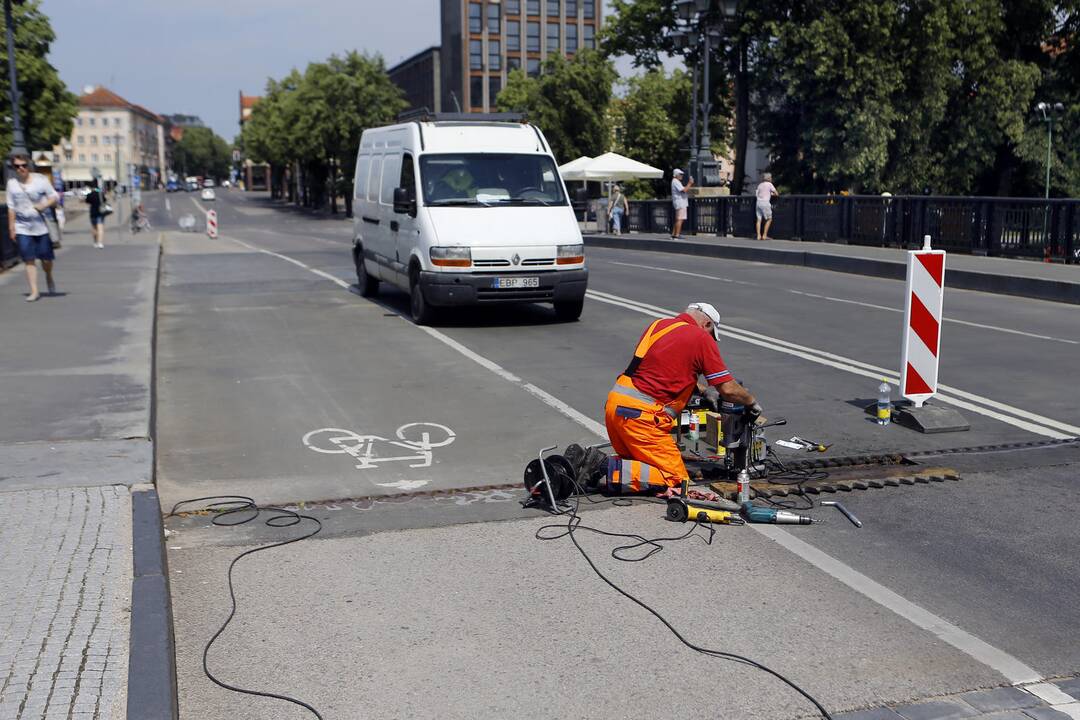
302, 423, 456, 472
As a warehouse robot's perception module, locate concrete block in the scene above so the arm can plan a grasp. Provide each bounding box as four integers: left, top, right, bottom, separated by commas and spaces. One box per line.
961, 687, 1040, 712
894, 401, 970, 434
894, 699, 979, 720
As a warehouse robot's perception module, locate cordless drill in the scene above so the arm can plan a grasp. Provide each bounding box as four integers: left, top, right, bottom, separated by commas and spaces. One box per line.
740, 501, 816, 525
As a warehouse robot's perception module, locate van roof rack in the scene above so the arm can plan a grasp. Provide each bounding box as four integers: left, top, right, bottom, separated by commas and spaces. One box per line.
397, 108, 527, 123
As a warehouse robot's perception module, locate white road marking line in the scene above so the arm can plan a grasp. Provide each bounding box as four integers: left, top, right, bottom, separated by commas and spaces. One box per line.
751, 524, 1042, 684
225, 235, 607, 439
1021, 684, 1080, 718
615, 260, 1078, 345
586, 289, 1078, 439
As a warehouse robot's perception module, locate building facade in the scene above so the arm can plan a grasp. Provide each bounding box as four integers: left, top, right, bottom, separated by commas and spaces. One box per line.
52, 87, 166, 189
388, 47, 442, 113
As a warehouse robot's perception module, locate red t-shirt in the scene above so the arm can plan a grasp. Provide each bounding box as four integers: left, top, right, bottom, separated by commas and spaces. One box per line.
628, 313, 732, 404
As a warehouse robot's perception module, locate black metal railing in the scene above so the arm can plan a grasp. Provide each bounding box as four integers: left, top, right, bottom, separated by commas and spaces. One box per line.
618, 195, 1079, 263
0, 204, 17, 269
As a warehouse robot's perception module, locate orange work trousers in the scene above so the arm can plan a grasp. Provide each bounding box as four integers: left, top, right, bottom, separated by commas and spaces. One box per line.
604, 394, 688, 489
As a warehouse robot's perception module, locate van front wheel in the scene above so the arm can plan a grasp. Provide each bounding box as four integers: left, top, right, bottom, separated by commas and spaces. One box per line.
409, 274, 435, 325
554, 298, 584, 322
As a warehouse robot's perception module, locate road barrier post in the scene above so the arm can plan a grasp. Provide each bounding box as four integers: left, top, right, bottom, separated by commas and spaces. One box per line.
206, 209, 218, 239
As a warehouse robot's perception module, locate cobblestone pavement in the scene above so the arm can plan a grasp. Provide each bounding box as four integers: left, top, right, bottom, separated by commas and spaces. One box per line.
0, 486, 132, 720
837, 680, 1080, 720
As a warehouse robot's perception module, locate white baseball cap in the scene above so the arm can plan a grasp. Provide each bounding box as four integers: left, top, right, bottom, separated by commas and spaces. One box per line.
673, 168, 684, 176
687, 302, 721, 339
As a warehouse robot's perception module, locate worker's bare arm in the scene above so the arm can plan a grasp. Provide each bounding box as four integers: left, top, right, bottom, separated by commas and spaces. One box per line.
717, 379, 755, 406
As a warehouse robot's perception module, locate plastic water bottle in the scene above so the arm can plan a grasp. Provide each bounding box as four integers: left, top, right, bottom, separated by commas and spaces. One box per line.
689, 412, 699, 443
877, 378, 892, 426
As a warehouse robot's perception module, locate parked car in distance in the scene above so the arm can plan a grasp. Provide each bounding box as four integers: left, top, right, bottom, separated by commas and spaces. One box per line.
166, 180, 180, 192
201, 188, 216, 201
203, 178, 215, 188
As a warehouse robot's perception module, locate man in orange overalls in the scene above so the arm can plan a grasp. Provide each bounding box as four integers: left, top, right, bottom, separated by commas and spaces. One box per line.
605, 302, 759, 494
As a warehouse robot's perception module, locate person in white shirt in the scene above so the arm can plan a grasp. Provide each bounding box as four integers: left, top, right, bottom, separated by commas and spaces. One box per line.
6, 154, 59, 301
670, 168, 694, 239
755, 172, 779, 241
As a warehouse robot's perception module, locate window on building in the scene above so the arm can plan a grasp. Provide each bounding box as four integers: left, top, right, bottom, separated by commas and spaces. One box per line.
583, 23, 595, 48
77, 135, 84, 145
507, 56, 522, 72
64, 149, 72, 161
566, 23, 578, 52
489, 77, 502, 103
505, 0, 520, 14
469, 2, 482, 32
547, 0, 559, 15
75, 117, 82, 127
470, 76, 484, 109
566, 0, 577, 15
488, 40, 501, 70
470, 39, 483, 69
89, 117, 96, 127
488, 3, 500, 33
583, 0, 594, 18
91, 153, 98, 162
115, 118, 122, 127
527, 58, 541, 76
527, 21, 540, 51
507, 20, 520, 50
104, 136, 112, 145
78, 153, 85, 162
90, 136, 98, 145
546, 22, 559, 50
104, 153, 111, 161
526, 0, 539, 14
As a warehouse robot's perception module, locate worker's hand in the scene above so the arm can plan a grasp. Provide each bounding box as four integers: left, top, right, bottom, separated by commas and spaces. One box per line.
749, 401, 764, 417
702, 385, 721, 411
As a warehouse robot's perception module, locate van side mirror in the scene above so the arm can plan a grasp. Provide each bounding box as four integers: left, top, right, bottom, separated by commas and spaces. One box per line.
393, 187, 416, 216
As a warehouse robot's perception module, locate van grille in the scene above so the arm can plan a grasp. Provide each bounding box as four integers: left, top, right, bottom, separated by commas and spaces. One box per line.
474, 259, 511, 267
522, 258, 554, 266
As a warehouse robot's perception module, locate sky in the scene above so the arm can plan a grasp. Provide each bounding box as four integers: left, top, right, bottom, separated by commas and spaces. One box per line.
42, 0, 657, 144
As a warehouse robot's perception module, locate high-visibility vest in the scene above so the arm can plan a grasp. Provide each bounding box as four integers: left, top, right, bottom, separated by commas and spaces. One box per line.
607, 318, 696, 421
606, 456, 668, 494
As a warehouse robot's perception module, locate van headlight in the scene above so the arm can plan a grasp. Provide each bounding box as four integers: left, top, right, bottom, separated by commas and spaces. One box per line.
430, 246, 472, 268
556, 243, 584, 265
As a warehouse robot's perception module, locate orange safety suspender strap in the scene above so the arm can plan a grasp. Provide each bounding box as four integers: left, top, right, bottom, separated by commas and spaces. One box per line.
623, 319, 689, 378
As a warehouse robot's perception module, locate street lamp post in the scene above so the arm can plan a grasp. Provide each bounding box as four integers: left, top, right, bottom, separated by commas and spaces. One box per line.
1035, 101, 1064, 248
4, 0, 27, 179
672, 0, 738, 186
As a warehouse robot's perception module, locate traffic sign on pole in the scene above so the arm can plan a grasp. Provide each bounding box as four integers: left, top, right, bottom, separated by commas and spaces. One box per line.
206, 209, 218, 239
899, 235, 945, 408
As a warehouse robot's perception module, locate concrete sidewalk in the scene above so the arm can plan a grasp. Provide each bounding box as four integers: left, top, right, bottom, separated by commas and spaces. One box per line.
0, 209, 171, 719
585, 232, 1080, 304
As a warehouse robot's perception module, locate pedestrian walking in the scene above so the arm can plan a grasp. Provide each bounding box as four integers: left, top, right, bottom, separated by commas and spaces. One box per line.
6, 154, 60, 302
85, 179, 107, 247
755, 172, 778, 240
671, 169, 694, 239
608, 183, 629, 235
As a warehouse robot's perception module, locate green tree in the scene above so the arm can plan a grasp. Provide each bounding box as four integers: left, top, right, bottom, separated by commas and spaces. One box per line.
0, 0, 78, 157
173, 126, 231, 180
497, 50, 617, 162
613, 69, 692, 196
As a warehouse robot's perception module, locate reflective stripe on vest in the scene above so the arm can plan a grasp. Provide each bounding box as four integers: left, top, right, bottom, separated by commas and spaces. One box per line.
606, 456, 667, 494
608, 378, 679, 419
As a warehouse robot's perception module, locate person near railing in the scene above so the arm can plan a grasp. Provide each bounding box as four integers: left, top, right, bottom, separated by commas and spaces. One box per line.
671, 168, 694, 239
608, 183, 628, 235
755, 172, 779, 240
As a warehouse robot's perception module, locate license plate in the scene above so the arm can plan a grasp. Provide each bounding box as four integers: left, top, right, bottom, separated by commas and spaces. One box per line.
492, 276, 539, 289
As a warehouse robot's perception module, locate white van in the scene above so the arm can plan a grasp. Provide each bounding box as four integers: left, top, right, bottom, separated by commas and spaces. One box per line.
351, 115, 587, 324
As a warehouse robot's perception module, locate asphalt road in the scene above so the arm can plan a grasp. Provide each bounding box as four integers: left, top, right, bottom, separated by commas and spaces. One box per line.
148, 189, 1080, 719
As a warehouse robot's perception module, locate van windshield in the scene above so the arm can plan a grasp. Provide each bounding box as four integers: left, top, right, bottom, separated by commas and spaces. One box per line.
420, 154, 567, 206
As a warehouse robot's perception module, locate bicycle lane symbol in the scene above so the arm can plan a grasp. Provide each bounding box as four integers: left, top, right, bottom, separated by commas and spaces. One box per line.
301, 423, 457, 491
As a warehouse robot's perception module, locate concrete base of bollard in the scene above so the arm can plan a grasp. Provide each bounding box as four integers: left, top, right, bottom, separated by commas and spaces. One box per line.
893, 400, 971, 434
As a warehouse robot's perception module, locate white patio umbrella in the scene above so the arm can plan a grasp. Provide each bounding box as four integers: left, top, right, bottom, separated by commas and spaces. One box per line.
571, 153, 664, 232
558, 155, 594, 180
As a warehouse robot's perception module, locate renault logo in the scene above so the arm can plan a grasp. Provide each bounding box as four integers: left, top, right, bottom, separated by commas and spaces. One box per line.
511, 253, 521, 266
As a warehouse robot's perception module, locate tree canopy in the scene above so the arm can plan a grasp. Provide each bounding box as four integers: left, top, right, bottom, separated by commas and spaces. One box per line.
600, 0, 1080, 197
173, 126, 231, 180
0, 0, 78, 157
241, 51, 405, 212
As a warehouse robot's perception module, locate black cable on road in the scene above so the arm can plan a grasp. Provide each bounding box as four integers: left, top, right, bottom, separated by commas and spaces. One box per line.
166, 495, 325, 720
534, 485, 834, 720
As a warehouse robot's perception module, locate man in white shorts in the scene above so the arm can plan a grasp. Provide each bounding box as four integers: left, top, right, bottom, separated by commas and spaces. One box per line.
755, 172, 778, 240
670, 168, 694, 239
